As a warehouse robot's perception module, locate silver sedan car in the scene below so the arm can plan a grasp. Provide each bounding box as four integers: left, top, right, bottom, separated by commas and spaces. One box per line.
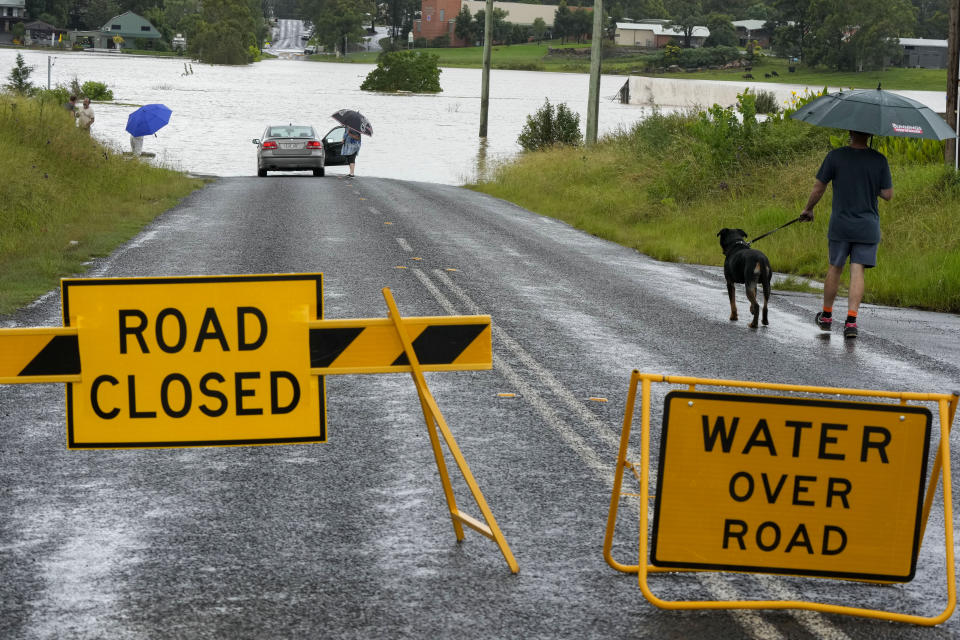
252, 125, 325, 177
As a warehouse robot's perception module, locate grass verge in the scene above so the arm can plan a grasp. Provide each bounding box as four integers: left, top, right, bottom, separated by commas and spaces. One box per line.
467, 111, 960, 313
313, 41, 948, 91
0, 94, 206, 315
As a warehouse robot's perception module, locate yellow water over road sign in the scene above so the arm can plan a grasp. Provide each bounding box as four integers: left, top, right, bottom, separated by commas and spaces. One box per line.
61, 274, 325, 448
652, 391, 932, 582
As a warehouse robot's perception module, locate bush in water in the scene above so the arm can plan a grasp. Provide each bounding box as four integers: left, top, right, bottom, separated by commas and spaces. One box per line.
361, 50, 442, 93
517, 98, 582, 151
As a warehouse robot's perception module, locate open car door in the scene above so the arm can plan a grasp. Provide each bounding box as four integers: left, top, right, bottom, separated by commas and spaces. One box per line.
323, 126, 348, 166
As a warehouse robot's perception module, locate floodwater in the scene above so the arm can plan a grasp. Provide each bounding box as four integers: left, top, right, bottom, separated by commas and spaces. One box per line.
1, 48, 654, 184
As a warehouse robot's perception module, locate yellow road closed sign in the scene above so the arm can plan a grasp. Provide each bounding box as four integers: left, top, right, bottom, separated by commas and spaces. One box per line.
61, 274, 325, 448
652, 391, 932, 582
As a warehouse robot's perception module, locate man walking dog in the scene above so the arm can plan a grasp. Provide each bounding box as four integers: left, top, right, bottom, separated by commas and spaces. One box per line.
799, 130, 893, 338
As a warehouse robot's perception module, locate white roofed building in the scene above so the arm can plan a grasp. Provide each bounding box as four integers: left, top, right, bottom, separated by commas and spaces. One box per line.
614, 21, 710, 48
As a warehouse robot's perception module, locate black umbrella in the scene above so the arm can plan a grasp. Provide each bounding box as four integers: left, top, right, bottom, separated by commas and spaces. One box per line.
790, 86, 956, 140
332, 109, 373, 136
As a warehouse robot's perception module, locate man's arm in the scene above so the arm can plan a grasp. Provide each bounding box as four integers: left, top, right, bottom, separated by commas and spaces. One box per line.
880, 187, 893, 201
799, 179, 827, 221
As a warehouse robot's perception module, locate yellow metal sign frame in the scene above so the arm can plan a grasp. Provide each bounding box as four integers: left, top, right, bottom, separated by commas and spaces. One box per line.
378, 287, 517, 573
0, 276, 514, 573
603, 371, 957, 626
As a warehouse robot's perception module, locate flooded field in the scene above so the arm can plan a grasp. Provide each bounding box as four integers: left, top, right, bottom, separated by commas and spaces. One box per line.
1, 49, 653, 184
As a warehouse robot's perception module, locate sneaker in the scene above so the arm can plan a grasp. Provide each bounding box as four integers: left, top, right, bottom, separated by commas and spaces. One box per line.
844, 322, 858, 339
815, 311, 832, 332
346, 173, 355, 178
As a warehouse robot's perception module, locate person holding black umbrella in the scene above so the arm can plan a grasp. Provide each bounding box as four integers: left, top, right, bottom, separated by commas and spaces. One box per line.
799, 130, 893, 339
342, 127, 361, 177
331, 109, 372, 178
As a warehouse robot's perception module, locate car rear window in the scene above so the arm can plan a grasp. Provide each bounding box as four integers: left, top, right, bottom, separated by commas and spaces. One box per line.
270, 127, 313, 138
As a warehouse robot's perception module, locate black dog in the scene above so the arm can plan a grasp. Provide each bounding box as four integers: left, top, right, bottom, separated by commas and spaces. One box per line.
717, 228, 772, 328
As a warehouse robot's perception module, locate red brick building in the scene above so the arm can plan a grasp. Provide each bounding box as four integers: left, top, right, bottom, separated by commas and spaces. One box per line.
416, 0, 464, 45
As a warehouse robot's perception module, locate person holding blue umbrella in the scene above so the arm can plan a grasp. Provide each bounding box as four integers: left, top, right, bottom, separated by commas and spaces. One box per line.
126, 103, 172, 156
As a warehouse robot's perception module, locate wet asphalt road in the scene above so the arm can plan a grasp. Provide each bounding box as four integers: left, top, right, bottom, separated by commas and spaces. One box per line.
1, 175, 959, 639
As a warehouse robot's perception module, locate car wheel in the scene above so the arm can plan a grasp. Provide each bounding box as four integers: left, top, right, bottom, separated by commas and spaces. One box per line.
313, 167, 325, 177
258, 167, 267, 177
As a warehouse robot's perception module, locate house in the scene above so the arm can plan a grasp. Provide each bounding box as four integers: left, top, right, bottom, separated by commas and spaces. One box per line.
23, 20, 67, 46
68, 11, 162, 50
100, 11, 162, 48
415, 0, 562, 46
0, 0, 25, 38
732, 19, 771, 48
898, 37, 947, 69
614, 21, 710, 48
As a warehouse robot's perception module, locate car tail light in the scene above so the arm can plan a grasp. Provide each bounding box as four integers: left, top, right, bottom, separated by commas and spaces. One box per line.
306, 141, 322, 149
261, 140, 277, 149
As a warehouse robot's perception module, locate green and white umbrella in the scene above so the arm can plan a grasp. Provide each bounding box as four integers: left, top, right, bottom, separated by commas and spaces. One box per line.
790, 86, 956, 140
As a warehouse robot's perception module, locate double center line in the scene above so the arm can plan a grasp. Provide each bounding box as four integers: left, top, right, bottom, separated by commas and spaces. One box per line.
394, 234, 853, 640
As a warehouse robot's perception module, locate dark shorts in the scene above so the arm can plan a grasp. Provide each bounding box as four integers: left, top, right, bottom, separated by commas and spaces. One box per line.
828, 240, 877, 268
344, 152, 358, 162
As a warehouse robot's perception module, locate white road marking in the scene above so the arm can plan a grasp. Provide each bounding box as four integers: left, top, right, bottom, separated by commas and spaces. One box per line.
396, 237, 413, 252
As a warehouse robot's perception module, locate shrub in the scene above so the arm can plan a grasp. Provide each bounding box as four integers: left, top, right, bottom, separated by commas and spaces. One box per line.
517, 98, 582, 151
431, 34, 450, 47
361, 50, 442, 92
754, 89, 779, 115
378, 36, 400, 52
80, 81, 113, 101
5, 53, 35, 96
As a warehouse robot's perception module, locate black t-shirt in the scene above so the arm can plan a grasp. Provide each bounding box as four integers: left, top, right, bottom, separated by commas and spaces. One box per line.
815, 146, 892, 244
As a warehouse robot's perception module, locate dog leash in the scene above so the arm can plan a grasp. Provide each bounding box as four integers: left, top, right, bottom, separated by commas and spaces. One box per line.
749, 216, 803, 245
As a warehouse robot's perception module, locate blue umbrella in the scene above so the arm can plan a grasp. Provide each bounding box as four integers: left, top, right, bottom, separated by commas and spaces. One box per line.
126, 103, 172, 137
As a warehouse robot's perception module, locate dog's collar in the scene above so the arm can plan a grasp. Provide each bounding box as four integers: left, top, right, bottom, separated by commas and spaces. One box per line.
725, 239, 751, 255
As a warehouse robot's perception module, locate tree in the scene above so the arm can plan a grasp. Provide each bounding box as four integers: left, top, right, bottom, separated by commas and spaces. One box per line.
308, 0, 367, 54
553, 0, 572, 43
190, 0, 258, 64
769, 0, 814, 61
510, 23, 528, 44
11, 21, 26, 43
26, 0, 71, 27
701, 0, 748, 14
912, 0, 949, 38
83, 0, 121, 30
454, 5, 474, 44
377, 0, 419, 41
666, 0, 704, 47
745, 2, 772, 20
622, 0, 668, 20
361, 50, 441, 92
6, 54, 35, 95
492, 8, 511, 43
517, 98, 582, 151
165, 0, 202, 34
532, 16, 547, 43
804, 0, 914, 71
570, 8, 592, 43
703, 12, 736, 47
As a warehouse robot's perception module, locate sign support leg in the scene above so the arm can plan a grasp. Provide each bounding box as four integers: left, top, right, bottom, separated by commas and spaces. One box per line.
603, 369, 642, 573
382, 287, 518, 573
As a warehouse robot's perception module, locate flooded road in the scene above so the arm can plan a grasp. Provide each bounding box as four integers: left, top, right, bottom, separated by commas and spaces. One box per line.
1, 48, 651, 184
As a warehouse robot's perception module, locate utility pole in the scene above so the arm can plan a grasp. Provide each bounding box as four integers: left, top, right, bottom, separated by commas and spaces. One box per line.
947, 0, 959, 167
585, 0, 603, 144
479, 0, 493, 137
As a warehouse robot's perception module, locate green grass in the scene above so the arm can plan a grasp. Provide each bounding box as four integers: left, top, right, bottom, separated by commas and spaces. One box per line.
634, 56, 948, 91
468, 115, 960, 313
0, 94, 206, 315
312, 41, 949, 91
